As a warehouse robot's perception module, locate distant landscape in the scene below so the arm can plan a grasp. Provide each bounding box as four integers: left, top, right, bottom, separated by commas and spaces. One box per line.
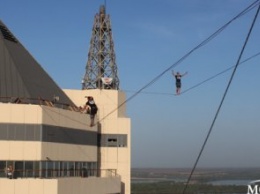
131, 168, 260, 194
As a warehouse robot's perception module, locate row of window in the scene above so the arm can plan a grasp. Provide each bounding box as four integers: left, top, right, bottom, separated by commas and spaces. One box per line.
0, 160, 97, 179
0, 124, 128, 148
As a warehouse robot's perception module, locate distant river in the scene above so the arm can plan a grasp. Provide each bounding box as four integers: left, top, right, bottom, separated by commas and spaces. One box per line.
132, 178, 251, 186
209, 179, 251, 186
131, 178, 185, 184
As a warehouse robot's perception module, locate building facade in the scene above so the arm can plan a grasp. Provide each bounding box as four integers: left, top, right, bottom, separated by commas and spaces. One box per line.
0, 18, 131, 194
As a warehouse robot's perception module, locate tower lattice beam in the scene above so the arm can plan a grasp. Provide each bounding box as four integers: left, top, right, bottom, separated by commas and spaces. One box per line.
82, 5, 119, 90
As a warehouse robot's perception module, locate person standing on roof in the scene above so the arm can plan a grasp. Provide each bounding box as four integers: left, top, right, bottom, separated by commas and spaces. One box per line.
172, 70, 188, 95
84, 96, 98, 127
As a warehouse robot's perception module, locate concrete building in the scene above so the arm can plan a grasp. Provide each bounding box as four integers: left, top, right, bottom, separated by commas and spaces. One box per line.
0, 10, 130, 194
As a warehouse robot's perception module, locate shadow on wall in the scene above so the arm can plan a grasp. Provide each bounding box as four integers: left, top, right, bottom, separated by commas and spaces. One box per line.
121, 182, 125, 194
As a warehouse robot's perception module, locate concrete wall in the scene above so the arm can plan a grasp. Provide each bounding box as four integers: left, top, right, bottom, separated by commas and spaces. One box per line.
0, 98, 122, 194
0, 103, 42, 124
0, 103, 97, 161
40, 106, 97, 161
64, 89, 127, 119
64, 89, 131, 194
0, 177, 121, 194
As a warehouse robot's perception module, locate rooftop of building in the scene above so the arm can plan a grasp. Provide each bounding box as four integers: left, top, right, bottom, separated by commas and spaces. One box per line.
0, 20, 76, 110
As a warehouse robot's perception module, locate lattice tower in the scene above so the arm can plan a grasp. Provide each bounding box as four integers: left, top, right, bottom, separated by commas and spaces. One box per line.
82, 5, 119, 90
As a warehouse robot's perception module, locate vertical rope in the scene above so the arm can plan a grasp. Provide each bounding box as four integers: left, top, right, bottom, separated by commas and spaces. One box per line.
182, 3, 260, 194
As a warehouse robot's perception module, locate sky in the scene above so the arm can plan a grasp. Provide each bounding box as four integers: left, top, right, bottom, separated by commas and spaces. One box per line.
1, 0, 260, 168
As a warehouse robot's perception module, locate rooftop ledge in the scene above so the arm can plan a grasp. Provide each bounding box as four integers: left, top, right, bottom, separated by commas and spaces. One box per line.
0, 96, 79, 112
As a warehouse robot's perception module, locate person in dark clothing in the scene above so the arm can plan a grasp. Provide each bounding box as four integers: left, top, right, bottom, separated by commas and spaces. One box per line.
84, 96, 98, 127
172, 70, 188, 95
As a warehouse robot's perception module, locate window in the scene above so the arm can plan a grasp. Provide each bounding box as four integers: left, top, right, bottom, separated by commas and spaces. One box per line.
0, 160, 98, 179
99, 134, 127, 147
25, 161, 33, 177
0, 161, 6, 177
14, 161, 24, 178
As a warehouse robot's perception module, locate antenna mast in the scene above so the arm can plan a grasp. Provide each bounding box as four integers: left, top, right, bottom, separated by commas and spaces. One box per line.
82, 5, 119, 90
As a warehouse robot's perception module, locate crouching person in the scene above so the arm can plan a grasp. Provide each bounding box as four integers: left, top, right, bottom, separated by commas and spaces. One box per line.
84, 96, 98, 127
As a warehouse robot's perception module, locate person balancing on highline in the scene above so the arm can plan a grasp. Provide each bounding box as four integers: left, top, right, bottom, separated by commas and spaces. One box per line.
172, 70, 188, 95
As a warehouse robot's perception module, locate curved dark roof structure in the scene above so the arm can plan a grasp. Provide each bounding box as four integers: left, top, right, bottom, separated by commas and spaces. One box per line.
0, 20, 75, 108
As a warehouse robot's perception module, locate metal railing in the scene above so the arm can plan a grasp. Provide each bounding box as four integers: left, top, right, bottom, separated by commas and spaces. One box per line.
0, 96, 79, 112
0, 169, 117, 179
